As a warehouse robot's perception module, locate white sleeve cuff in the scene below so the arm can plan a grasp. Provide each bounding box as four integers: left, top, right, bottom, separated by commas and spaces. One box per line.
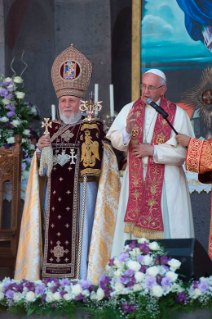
122, 128, 132, 145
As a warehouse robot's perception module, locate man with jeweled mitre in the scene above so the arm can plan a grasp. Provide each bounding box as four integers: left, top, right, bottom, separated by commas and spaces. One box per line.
15, 45, 120, 284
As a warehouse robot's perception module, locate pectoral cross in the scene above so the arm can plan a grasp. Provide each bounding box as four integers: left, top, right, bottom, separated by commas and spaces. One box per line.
70, 148, 78, 165
41, 118, 52, 135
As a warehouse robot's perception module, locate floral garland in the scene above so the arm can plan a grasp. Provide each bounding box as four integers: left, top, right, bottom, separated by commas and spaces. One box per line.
0, 75, 39, 180
0, 239, 212, 318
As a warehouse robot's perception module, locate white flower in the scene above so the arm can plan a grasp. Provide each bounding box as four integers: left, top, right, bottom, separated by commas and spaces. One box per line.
130, 248, 140, 257
7, 84, 14, 89
138, 238, 149, 244
166, 271, 178, 282
149, 241, 161, 251
0, 116, 9, 123
29, 144, 35, 150
114, 269, 122, 278
23, 129, 30, 136
21, 138, 26, 144
2, 98, 10, 104
0, 291, 4, 300
0, 284, 4, 292
146, 266, 159, 277
53, 292, 61, 301
135, 271, 145, 282
168, 259, 181, 271
90, 292, 97, 301
133, 283, 142, 292
4, 77, 12, 82
72, 284, 82, 295
192, 288, 202, 298
127, 260, 141, 272
46, 292, 54, 303
13, 76, 23, 84
142, 255, 152, 266
26, 291, 36, 302
115, 282, 124, 292
96, 288, 105, 300
14, 293, 23, 302
30, 106, 37, 115
11, 119, 21, 127
151, 285, 164, 297
6, 137, 15, 144
63, 293, 72, 301
15, 91, 25, 99
114, 259, 124, 269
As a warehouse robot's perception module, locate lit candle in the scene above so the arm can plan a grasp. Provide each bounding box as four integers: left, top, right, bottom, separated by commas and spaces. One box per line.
109, 84, 114, 117
51, 104, 56, 120
94, 84, 99, 103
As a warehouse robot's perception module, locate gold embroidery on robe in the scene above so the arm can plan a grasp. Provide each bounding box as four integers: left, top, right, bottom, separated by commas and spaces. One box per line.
81, 130, 100, 167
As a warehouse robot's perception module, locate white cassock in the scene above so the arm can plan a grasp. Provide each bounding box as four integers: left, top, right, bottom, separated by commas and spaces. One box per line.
107, 100, 195, 257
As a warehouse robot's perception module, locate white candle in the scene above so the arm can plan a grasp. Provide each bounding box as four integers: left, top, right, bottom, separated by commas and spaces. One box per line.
51, 104, 56, 120
94, 84, 99, 103
109, 84, 114, 117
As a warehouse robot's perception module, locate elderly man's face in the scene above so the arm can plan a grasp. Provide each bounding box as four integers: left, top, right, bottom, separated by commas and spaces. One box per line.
141, 73, 167, 104
59, 95, 80, 118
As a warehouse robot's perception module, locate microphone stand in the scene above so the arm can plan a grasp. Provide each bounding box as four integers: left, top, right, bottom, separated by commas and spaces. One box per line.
164, 117, 178, 135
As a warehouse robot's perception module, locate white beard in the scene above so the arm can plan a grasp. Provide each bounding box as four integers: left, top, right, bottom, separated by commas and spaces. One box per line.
59, 110, 81, 124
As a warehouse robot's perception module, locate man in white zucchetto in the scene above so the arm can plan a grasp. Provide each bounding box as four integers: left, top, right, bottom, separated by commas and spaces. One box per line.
107, 69, 195, 257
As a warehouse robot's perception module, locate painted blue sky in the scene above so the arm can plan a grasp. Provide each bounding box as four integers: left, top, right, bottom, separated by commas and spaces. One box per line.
141, 0, 212, 69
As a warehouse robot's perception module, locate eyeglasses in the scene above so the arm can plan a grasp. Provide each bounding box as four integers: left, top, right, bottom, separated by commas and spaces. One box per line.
140, 84, 164, 91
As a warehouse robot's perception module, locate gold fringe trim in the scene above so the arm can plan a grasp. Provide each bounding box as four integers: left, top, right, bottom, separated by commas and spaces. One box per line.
80, 168, 100, 176
124, 223, 163, 239
124, 222, 135, 233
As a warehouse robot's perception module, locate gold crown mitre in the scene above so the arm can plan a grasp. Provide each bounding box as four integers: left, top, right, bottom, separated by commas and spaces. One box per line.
51, 44, 92, 99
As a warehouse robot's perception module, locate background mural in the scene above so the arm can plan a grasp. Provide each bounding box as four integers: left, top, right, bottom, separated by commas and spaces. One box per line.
141, 0, 212, 138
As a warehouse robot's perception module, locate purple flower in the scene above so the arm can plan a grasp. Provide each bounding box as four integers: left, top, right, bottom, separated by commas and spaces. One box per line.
6, 111, 15, 117
42, 294, 46, 302
51, 303, 56, 308
145, 275, 156, 289
2, 81, 13, 86
5, 105, 16, 112
7, 86, 14, 92
138, 243, 150, 255
127, 276, 136, 287
35, 285, 45, 295
156, 275, 163, 285
80, 280, 92, 290
24, 282, 35, 292
59, 290, 67, 297
192, 281, 199, 289
161, 276, 172, 288
128, 241, 137, 250
60, 279, 70, 287
160, 256, 170, 265
0, 88, 8, 97
75, 293, 86, 301
5, 290, 15, 299
118, 253, 129, 262
176, 292, 189, 304
99, 275, 111, 289
122, 303, 138, 314
198, 281, 210, 292
139, 265, 148, 273
108, 258, 115, 266
124, 269, 135, 277
137, 255, 144, 263
117, 276, 130, 285
5, 94, 12, 100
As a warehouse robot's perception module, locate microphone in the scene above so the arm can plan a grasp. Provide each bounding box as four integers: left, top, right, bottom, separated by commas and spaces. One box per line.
146, 98, 169, 119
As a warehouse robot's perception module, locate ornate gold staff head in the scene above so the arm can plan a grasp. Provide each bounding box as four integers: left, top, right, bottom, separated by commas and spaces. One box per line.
79, 91, 103, 121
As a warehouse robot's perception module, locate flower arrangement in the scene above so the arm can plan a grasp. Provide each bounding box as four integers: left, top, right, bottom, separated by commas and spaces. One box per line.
0, 75, 39, 180
0, 239, 212, 318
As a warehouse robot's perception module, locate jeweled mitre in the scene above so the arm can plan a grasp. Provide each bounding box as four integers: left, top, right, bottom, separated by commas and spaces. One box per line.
51, 44, 92, 99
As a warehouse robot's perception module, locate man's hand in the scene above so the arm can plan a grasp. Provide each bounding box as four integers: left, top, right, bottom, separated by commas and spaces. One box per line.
37, 135, 51, 151
126, 109, 137, 133
132, 143, 154, 158
175, 134, 190, 147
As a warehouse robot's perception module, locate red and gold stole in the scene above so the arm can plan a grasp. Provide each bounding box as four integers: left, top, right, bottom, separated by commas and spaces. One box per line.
124, 96, 176, 239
